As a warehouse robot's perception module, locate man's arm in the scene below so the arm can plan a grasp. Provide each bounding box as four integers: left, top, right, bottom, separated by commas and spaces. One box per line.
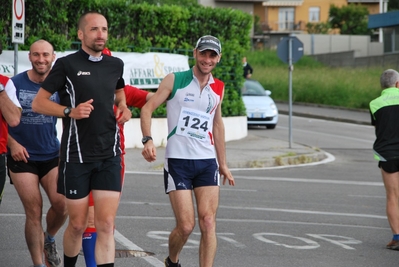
32, 88, 64, 117
146, 91, 154, 102
213, 91, 235, 186
7, 134, 29, 163
0, 91, 21, 127
140, 73, 174, 162
0, 79, 21, 127
32, 88, 94, 119
124, 85, 154, 108
114, 88, 131, 124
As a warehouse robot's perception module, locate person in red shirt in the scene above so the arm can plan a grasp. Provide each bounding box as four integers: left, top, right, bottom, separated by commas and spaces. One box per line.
82, 47, 153, 267
0, 44, 22, 205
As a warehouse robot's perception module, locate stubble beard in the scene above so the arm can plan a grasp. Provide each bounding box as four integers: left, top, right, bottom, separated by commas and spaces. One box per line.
32, 64, 51, 77
196, 62, 214, 76
91, 43, 105, 53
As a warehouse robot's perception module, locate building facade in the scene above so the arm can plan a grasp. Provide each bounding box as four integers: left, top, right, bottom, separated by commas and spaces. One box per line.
198, 0, 387, 33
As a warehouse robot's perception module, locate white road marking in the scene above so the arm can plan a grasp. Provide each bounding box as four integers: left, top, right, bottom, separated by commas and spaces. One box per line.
114, 230, 164, 266
124, 151, 336, 173
217, 205, 387, 219
349, 194, 385, 198
125, 172, 383, 187
114, 215, 389, 230
118, 200, 386, 219
232, 176, 384, 186
220, 188, 257, 192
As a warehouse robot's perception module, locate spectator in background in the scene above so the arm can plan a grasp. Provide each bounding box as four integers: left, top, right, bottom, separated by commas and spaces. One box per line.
370, 69, 399, 250
243, 56, 253, 79
0, 42, 22, 206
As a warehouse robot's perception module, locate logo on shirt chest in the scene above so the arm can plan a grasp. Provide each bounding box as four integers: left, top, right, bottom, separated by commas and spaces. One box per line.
77, 71, 91, 76
183, 92, 195, 102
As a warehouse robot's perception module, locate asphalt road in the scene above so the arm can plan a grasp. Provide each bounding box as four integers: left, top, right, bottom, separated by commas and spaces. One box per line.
1, 110, 396, 267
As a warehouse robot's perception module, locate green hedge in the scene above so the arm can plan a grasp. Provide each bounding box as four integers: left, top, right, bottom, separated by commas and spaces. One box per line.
1, 0, 251, 117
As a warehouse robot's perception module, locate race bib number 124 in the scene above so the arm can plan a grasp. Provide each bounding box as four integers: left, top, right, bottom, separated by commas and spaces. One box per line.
176, 107, 210, 141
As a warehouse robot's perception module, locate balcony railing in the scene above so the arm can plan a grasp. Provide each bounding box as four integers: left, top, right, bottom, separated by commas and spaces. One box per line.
260, 20, 306, 33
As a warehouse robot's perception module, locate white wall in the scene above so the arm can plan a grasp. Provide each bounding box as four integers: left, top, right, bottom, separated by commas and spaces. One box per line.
295, 33, 384, 57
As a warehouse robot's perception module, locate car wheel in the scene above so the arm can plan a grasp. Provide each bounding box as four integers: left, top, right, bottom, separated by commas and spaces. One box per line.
266, 124, 276, 129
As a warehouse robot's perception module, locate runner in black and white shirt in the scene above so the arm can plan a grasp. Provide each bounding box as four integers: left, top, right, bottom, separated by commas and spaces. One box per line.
32, 11, 131, 267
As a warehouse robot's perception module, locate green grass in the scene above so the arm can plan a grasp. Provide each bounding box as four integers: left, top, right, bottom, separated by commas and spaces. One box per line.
246, 50, 388, 110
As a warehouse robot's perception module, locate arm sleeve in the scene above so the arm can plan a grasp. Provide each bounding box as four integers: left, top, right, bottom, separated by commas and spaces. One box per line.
116, 58, 125, 89
4, 79, 21, 108
124, 85, 149, 108
370, 110, 376, 126
41, 59, 67, 94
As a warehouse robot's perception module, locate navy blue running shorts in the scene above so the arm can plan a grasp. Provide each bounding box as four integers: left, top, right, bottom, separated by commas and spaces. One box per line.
163, 158, 219, 194
58, 156, 122, 199
7, 156, 59, 183
379, 159, 399, 173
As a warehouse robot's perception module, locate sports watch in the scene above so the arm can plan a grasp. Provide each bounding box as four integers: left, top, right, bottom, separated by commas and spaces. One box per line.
63, 107, 72, 117
141, 136, 153, 144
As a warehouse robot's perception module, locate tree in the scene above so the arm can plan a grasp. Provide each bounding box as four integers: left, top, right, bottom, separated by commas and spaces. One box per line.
128, 0, 199, 6
389, 0, 399, 11
306, 22, 331, 34
329, 4, 372, 35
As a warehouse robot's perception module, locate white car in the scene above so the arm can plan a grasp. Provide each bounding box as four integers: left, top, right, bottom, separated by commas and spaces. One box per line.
241, 79, 278, 129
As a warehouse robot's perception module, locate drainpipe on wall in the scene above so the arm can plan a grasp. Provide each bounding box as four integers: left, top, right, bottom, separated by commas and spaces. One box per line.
379, 0, 383, 43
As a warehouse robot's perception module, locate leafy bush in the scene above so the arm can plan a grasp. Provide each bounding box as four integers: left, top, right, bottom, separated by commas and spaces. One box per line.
329, 4, 372, 35
0, 0, 252, 117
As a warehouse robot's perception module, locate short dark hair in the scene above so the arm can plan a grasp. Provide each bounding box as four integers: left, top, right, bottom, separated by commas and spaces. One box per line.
78, 11, 105, 30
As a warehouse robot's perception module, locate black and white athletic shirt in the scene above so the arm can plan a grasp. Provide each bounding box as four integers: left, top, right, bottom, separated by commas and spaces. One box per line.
42, 49, 125, 163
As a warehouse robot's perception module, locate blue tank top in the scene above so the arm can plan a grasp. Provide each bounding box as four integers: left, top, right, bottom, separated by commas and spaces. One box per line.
9, 71, 60, 161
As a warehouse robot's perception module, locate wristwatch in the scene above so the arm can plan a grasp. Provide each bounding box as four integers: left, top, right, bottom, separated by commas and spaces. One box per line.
63, 107, 72, 117
0, 83, 5, 93
141, 136, 153, 144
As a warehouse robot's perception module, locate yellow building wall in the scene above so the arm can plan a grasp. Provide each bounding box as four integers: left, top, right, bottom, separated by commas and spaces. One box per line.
253, 0, 380, 32
297, 0, 347, 23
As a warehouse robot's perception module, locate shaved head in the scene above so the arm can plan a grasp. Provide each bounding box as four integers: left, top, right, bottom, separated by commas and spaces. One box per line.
29, 39, 54, 54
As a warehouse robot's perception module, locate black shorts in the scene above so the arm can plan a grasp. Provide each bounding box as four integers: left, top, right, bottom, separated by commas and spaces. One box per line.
7, 156, 59, 183
379, 159, 399, 173
0, 154, 5, 182
0, 154, 6, 203
163, 158, 219, 194
58, 156, 122, 200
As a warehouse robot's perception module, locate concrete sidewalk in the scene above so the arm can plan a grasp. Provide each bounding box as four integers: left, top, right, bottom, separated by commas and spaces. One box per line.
124, 102, 370, 172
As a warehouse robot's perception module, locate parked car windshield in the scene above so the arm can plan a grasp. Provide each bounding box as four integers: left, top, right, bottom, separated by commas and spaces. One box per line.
241, 80, 267, 96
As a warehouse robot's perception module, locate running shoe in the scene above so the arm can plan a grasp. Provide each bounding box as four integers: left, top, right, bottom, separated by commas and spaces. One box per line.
164, 257, 181, 267
44, 240, 62, 267
386, 239, 399, 250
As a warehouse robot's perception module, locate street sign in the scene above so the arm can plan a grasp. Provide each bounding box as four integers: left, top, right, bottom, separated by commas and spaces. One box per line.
277, 36, 304, 64
276, 36, 304, 148
12, 0, 25, 44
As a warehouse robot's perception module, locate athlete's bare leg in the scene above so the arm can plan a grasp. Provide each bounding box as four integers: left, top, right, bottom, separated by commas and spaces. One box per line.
167, 190, 196, 263
194, 186, 220, 267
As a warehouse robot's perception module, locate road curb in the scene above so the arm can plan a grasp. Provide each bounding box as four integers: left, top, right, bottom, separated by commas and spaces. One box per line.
227, 151, 328, 169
